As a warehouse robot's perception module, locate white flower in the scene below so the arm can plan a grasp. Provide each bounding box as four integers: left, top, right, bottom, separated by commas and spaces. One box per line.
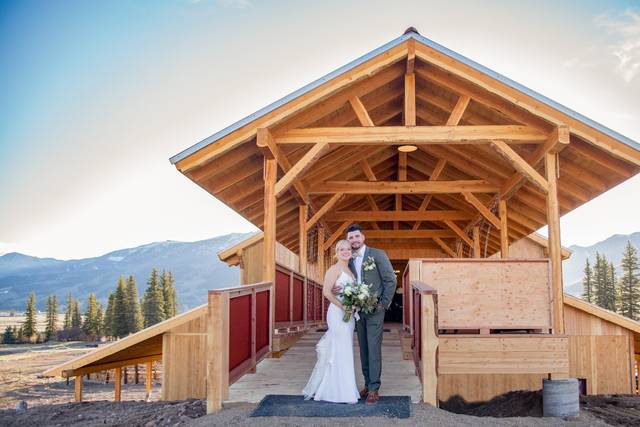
358, 293, 366, 301
344, 288, 352, 296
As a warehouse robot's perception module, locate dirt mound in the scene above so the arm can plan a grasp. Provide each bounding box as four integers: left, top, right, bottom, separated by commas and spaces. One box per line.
580, 394, 640, 426
440, 390, 543, 417
0, 398, 205, 427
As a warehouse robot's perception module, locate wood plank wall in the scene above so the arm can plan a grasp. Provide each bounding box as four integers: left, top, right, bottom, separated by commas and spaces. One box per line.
564, 305, 635, 394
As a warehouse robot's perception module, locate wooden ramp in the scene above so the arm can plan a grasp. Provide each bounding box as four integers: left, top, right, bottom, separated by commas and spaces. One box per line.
227, 323, 421, 403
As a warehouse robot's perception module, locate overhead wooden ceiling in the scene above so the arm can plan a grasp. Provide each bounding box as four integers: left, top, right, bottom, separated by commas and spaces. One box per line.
171, 32, 640, 258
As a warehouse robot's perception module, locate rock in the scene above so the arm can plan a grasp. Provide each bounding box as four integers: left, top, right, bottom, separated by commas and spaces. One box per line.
179, 415, 191, 422
144, 421, 156, 427
15, 400, 28, 412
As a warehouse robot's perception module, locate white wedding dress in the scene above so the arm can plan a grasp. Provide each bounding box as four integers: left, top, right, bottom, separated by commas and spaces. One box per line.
302, 271, 359, 403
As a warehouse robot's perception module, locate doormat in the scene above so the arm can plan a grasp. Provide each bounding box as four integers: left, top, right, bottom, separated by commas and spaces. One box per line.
250, 394, 411, 418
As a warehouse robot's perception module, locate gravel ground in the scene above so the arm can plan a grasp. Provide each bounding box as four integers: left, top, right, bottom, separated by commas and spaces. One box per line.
0, 398, 612, 427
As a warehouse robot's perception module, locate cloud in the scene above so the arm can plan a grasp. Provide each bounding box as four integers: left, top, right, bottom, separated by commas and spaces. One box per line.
595, 9, 640, 83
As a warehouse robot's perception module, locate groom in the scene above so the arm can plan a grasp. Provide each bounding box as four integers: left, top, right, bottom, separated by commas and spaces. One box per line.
336, 223, 397, 404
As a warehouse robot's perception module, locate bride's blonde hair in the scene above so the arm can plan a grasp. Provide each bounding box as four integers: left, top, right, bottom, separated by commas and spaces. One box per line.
333, 239, 352, 260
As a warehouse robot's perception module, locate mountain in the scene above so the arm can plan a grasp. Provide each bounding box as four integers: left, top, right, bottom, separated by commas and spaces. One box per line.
563, 232, 640, 296
0, 233, 253, 312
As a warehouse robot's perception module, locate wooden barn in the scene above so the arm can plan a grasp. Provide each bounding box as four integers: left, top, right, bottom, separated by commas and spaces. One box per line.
44, 28, 640, 412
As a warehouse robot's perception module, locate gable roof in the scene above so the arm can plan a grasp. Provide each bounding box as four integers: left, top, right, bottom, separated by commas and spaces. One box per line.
168, 28, 640, 257
170, 30, 640, 167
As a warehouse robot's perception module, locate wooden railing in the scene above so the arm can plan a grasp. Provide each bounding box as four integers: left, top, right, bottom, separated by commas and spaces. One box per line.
411, 280, 438, 406
206, 281, 272, 413
275, 263, 326, 329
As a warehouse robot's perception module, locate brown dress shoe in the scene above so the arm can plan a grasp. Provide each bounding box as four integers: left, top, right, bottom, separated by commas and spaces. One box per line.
366, 390, 379, 405
359, 387, 369, 399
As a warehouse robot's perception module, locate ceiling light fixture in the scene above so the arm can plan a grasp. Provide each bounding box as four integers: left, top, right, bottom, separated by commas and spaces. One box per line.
397, 145, 417, 152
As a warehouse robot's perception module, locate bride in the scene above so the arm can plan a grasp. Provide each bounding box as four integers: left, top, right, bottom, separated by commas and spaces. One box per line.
302, 239, 360, 403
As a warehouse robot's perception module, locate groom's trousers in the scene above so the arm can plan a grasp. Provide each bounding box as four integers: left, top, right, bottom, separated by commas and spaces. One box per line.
355, 307, 386, 392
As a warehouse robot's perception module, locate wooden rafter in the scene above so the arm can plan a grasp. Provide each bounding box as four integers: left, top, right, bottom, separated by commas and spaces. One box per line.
364, 229, 457, 239
396, 151, 407, 229
275, 125, 548, 145
413, 158, 447, 230
404, 74, 416, 126
359, 159, 380, 230
306, 193, 344, 230
326, 210, 474, 221
275, 142, 330, 198
433, 237, 456, 258
446, 95, 471, 126
323, 221, 350, 251
443, 220, 473, 246
349, 96, 375, 127
461, 192, 501, 229
308, 180, 498, 194
490, 140, 548, 194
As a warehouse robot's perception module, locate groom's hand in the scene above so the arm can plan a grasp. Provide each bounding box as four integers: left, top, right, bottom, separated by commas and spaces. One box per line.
331, 284, 341, 295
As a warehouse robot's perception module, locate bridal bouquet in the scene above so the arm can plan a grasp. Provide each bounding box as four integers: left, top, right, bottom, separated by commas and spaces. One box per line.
339, 282, 379, 322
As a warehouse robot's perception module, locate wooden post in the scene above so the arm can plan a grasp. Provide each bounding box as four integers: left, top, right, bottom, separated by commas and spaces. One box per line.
145, 361, 152, 396
472, 226, 480, 258
499, 199, 509, 258
318, 226, 325, 323
74, 375, 82, 402
134, 364, 139, 384
299, 205, 308, 327
421, 293, 438, 406
123, 367, 127, 385
114, 367, 122, 402
545, 152, 564, 335
263, 157, 277, 283
206, 291, 230, 414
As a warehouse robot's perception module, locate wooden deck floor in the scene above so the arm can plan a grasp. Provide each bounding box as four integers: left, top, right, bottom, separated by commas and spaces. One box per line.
227, 323, 422, 403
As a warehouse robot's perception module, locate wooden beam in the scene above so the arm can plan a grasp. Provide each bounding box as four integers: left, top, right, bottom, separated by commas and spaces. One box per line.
324, 221, 350, 251
263, 157, 277, 283
421, 293, 438, 405
472, 226, 481, 258
413, 158, 447, 230
396, 152, 407, 229
75, 375, 82, 402
433, 237, 456, 258
309, 180, 499, 194
349, 96, 375, 127
275, 142, 329, 198
299, 205, 308, 276
206, 291, 229, 414
499, 199, 509, 258
317, 227, 325, 277
490, 140, 548, 194
446, 95, 471, 126
443, 220, 473, 246
404, 73, 416, 126
257, 128, 309, 202
359, 160, 380, 230
63, 354, 162, 378
500, 125, 570, 200
114, 367, 122, 402
275, 125, 548, 145
546, 152, 564, 334
461, 192, 501, 229
406, 39, 415, 74
306, 193, 344, 229
326, 210, 474, 221
364, 229, 457, 239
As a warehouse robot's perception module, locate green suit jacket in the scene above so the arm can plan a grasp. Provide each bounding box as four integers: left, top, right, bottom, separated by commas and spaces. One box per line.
348, 246, 397, 309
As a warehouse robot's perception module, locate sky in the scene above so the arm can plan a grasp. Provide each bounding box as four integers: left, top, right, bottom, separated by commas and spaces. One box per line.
1, 0, 639, 260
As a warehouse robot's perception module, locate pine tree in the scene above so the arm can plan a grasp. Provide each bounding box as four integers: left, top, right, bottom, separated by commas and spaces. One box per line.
96, 303, 104, 338
22, 292, 37, 341
161, 271, 177, 319
582, 258, 594, 303
44, 294, 59, 341
71, 299, 82, 328
606, 262, 617, 312
620, 241, 640, 320
125, 276, 143, 333
113, 277, 129, 338
103, 291, 115, 338
15, 325, 24, 343
594, 253, 607, 308
63, 291, 74, 329
82, 293, 100, 339
3, 326, 16, 344
142, 268, 165, 327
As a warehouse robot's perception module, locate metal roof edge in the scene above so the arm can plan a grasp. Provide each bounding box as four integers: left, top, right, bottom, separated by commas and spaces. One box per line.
410, 33, 640, 152
170, 31, 640, 166
169, 32, 413, 165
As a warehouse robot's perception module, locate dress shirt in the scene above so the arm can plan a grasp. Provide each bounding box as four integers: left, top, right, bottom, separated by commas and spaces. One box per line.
353, 244, 366, 283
